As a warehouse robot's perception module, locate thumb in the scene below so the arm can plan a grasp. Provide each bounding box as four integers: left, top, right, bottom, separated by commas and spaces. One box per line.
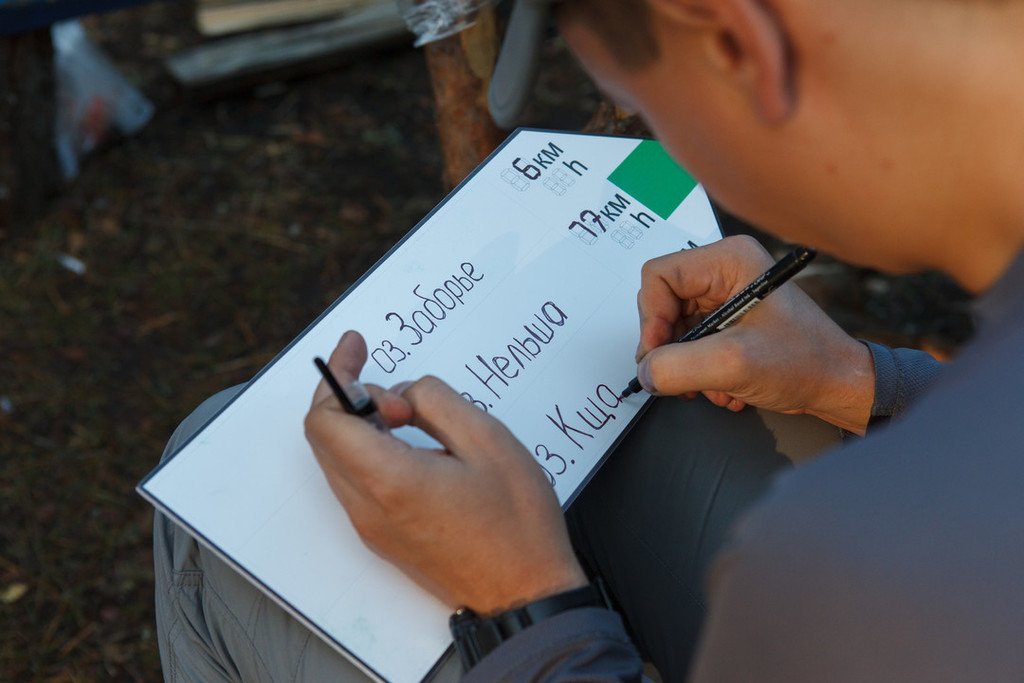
400, 376, 519, 461
637, 334, 746, 397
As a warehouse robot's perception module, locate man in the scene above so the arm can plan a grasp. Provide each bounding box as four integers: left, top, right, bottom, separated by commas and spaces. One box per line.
154, 0, 1024, 680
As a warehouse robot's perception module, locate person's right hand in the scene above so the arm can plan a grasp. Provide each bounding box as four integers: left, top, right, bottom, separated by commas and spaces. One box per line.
635, 235, 875, 434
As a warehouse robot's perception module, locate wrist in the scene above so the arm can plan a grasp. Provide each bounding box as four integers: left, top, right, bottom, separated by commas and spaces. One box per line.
808, 337, 875, 435
470, 564, 588, 617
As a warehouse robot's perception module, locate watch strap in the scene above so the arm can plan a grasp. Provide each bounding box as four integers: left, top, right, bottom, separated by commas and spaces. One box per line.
450, 583, 607, 671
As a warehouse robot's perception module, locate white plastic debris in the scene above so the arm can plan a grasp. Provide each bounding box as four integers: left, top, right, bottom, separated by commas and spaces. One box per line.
52, 20, 155, 179
56, 253, 87, 275
395, 0, 495, 46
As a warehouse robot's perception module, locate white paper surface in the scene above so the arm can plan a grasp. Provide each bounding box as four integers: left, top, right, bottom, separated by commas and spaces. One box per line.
140, 130, 722, 682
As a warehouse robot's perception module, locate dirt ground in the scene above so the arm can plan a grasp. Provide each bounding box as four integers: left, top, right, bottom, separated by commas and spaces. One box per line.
0, 4, 973, 681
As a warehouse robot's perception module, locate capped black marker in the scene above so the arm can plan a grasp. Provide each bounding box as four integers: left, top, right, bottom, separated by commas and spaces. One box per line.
314, 357, 388, 431
619, 247, 817, 399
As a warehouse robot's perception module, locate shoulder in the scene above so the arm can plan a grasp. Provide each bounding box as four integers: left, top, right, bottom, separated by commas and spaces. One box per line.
691, 334, 1024, 682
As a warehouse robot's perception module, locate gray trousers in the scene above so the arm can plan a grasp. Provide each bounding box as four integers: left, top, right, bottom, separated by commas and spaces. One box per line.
153, 389, 840, 682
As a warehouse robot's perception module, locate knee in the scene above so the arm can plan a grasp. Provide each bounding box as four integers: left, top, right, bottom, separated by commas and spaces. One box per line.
160, 386, 245, 464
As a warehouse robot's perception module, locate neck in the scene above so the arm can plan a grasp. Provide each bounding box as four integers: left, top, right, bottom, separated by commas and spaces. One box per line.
912, 3, 1024, 293
816, 0, 1024, 294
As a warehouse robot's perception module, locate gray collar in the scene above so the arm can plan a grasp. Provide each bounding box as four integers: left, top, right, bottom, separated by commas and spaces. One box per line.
973, 250, 1024, 329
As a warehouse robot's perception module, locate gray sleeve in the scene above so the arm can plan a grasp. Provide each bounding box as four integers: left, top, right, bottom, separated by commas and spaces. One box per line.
463, 607, 643, 682
863, 341, 943, 419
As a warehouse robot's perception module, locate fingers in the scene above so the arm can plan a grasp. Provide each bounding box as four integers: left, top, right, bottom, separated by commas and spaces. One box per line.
400, 376, 518, 461
704, 391, 747, 412
312, 331, 414, 427
307, 373, 517, 488
636, 236, 773, 359
636, 256, 689, 361
305, 401, 410, 483
307, 331, 511, 498
637, 331, 747, 396
312, 331, 368, 405
638, 327, 755, 415
364, 384, 415, 428
329, 330, 369, 380
307, 332, 419, 483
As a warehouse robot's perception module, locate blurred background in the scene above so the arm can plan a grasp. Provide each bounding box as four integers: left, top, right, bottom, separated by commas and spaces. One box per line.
0, 1, 973, 679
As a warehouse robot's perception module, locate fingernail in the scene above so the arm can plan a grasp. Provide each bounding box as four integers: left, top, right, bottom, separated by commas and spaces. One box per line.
389, 381, 414, 395
638, 359, 657, 395
337, 330, 353, 347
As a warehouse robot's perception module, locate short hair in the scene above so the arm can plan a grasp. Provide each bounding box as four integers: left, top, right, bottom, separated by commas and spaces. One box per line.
560, 0, 659, 68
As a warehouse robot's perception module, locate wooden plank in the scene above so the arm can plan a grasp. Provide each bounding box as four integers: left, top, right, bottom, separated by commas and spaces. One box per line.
165, 1, 408, 89
196, 0, 373, 37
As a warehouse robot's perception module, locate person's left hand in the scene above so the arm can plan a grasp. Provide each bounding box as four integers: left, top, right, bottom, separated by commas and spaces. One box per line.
305, 330, 588, 615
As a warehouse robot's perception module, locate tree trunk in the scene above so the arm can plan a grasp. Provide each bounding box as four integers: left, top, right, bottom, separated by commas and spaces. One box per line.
0, 29, 60, 234
422, 7, 503, 190
581, 100, 649, 137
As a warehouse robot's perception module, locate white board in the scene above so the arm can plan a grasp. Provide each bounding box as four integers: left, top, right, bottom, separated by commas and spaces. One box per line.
139, 129, 723, 682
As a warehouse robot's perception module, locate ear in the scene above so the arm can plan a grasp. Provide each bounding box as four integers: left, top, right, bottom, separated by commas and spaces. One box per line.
647, 0, 795, 123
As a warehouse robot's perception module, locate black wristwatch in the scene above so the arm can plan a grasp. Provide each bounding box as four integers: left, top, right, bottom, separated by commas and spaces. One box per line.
449, 583, 608, 672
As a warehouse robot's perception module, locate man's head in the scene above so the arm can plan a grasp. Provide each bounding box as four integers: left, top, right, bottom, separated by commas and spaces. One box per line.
548, 0, 1024, 291
556, 0, 659, 69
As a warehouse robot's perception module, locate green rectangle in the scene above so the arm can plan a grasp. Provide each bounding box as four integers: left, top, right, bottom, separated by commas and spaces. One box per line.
608, 140, 697, 220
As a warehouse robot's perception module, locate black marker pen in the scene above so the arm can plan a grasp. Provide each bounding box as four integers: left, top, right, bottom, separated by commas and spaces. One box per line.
619, 247, 817, 399
314, 357, 389, 431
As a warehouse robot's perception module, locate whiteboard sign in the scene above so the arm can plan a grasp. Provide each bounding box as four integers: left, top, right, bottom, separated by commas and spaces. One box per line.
139, 129, 722, 682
